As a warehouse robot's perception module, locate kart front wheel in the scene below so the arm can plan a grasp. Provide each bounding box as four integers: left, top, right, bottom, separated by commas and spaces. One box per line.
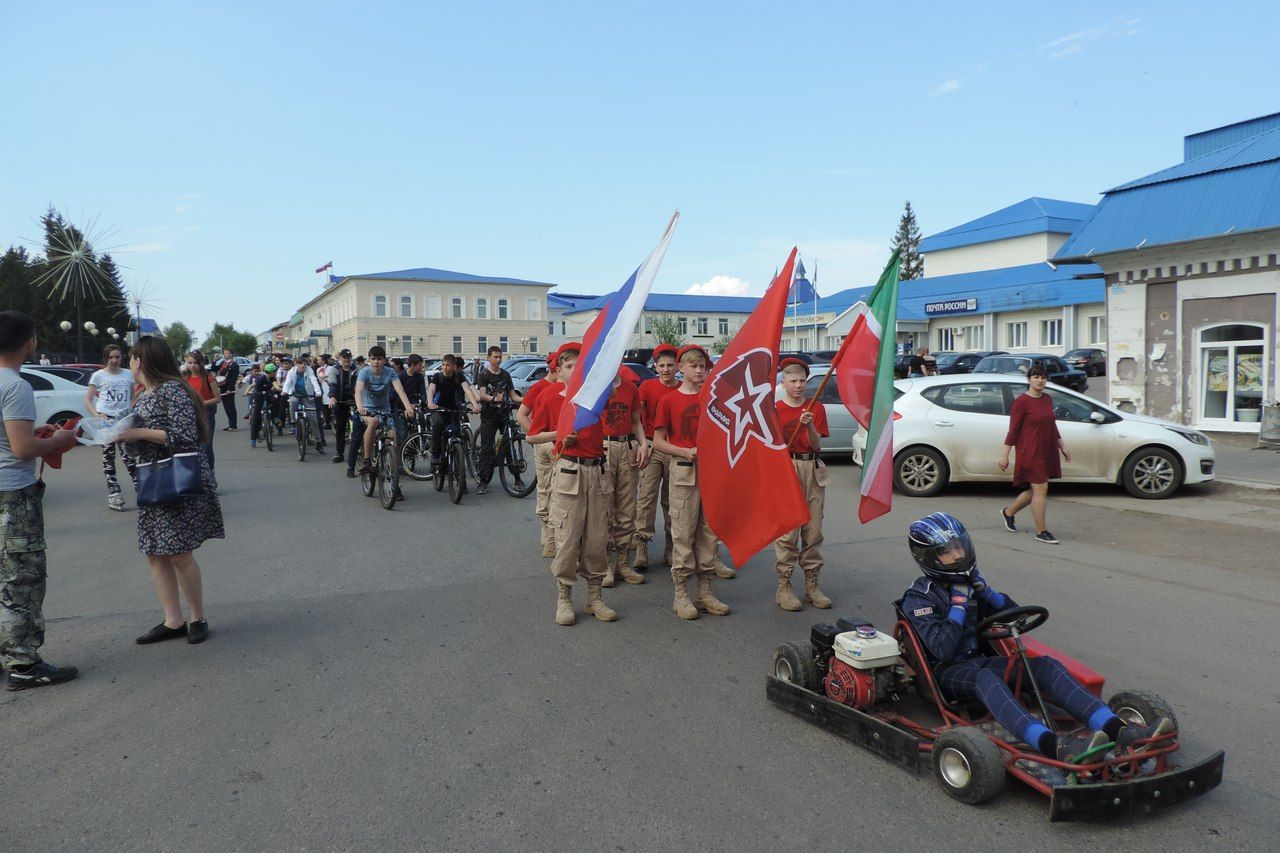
771, 641, 820, 693
931, 728, 1005, 806
1108, 689, 1179, 732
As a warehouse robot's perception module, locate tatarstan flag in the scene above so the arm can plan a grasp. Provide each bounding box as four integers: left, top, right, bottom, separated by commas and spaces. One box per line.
833, 250, 901, 523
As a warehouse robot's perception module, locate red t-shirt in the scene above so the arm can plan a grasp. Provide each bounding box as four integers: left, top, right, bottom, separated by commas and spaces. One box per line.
638, 378, 681, 439
654, 388, 701, 449
776, 398, 830, 454
531, 388, 604, 458
522, 378, 554, 416
602, 380, 640, 437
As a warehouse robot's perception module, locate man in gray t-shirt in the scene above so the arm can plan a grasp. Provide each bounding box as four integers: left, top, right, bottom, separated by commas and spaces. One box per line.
1, 310, 79, 691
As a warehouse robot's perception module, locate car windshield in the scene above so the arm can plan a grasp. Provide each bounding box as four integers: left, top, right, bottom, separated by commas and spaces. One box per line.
1065, 349, 1090, 358
936, 354, 962, 367
975, 356, 1029, 374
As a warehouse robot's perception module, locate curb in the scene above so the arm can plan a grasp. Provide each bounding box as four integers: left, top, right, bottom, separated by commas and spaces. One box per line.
1215, 477, 1280, 492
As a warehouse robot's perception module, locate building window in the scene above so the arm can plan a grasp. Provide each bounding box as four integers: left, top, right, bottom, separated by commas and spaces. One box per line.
526, 297, 540, 320
477, 335, 488, 354
499, 336, 509, 353
529, 337, 538, 353
678, 317, 688, 335
1040, 319, 1062, 347
425, 295, 442, 319
375, 335, 388, 350
938, 328, 956, 351
402, 338, 412, 355
1088, 315, 1105, 345
451, 335, 462, 354
497, 298, 509, 320
1006, 322, 1028, 348
635, 320, 641, 334
696, 317, 708, 336
718, 318, 729, 335
963, 325, 984, 349
644, 315, 652, 334
399, 295, 413, 318
547, 321, 555, 336
781, 338, 792, 351
451, 297, 464, 319
476, 297, 489, 319
560, 321, 566, 335
374, 295, 388, 317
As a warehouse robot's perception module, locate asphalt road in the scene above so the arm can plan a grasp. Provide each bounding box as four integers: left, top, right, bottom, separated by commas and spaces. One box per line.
3, 428, 1277, 851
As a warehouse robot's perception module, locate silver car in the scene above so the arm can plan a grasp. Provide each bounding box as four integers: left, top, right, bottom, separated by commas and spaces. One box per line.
773, 364, 858, 456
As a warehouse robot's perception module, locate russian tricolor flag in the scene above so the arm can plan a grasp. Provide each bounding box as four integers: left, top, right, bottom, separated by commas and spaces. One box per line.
557, 211, 679, 444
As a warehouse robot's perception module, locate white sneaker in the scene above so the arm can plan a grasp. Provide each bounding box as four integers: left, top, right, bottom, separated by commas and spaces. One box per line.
107, 494, 125, 511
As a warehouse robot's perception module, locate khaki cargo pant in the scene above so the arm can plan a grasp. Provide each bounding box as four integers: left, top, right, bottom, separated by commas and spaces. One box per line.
0, 482, 47, 670
548, 459, 612, 587
634, 443, 671, 551
667, 459, 716, 581
534, 442, 555, 548
604, 437, 639, 562
773, 457, 827, 575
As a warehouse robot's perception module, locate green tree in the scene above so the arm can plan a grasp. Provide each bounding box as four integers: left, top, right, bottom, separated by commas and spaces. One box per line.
647, 315, 685, 347
199, 323, 258, 355
890, 201, 924, 281
710, 332, 734, 354
163, 321, 195, 355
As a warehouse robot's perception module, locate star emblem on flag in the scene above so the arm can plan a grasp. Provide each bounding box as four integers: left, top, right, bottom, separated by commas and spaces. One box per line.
706, 347, 784, 467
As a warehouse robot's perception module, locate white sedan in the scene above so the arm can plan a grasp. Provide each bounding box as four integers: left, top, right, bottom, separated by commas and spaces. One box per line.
19, 366, 95, 426
852, 375, 1216, 500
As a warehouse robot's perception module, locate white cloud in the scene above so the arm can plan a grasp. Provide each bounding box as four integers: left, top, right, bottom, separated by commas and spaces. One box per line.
1039, 17, 1141, 58
932, 79, 961, 96
120, 241, 170, 254
685, 275, 750, 296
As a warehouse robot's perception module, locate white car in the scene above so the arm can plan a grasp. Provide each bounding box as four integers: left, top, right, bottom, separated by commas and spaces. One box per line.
19, 366, 95, 426
773, 364, 858, 456
852, 375, 1216, 500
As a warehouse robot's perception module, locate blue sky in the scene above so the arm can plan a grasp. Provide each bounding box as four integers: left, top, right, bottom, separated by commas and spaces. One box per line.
3, 1, 1278, 339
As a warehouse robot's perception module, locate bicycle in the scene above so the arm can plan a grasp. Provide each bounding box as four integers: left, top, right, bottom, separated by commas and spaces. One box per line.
358, 411, 401, 510
430, 408, 469, 504
399, 405, 435, 482
291, 397, 315, 462
252, 392, 275, 451
483, 402, 536, 498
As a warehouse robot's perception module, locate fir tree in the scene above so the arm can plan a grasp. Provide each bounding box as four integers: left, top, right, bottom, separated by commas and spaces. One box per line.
891, 201, 924, 281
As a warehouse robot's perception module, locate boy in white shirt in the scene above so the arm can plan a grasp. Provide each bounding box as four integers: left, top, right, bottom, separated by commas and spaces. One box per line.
86, 344, 137, 511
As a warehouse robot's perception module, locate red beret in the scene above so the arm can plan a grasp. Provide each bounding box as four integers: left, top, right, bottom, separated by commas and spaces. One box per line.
676, 344, 710, 364
554, 341, 583, 362
652, 343, 679, 360
778, 357, 810, 375
545, 353, 557, 366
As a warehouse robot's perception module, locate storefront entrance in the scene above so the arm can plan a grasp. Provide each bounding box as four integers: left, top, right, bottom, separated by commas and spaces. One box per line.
1196, 323, 1267, 430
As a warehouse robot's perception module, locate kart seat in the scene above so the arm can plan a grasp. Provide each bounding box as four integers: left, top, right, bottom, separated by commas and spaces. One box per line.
893, 599, 991, 717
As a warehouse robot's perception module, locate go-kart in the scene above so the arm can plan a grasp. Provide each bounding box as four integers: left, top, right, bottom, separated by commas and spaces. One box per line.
766, 604, 1224, 820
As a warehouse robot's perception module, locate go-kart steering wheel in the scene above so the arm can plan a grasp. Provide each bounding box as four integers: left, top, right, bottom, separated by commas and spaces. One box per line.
976, 605, 1048, 641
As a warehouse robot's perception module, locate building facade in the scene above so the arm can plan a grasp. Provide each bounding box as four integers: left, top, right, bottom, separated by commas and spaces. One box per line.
1056, 113, 1280, 433
285, 267, 555, 359
560, 293, 758, 351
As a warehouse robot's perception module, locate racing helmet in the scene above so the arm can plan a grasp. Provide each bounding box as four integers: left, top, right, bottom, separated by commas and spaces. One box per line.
264, 363, 277, 373
908, 512, 976, 582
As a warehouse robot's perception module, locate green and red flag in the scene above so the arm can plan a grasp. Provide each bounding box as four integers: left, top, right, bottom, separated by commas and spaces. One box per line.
832, 250, 902, 523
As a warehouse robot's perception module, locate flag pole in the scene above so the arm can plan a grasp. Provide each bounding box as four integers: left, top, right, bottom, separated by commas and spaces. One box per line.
783, 301, 864, 450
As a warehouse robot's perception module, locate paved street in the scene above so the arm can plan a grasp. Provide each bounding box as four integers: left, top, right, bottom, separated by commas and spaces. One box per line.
4, 430, 1279, 851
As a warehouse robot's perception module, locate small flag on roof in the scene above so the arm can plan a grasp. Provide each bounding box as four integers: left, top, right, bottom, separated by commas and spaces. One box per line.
315, 260, 333, 274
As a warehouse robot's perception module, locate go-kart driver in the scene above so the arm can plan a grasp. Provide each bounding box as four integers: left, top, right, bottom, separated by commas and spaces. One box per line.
901, 512, 1172, 761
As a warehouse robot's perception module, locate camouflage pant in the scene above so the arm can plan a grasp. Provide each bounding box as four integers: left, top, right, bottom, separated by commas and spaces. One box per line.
1, 482, 47, 669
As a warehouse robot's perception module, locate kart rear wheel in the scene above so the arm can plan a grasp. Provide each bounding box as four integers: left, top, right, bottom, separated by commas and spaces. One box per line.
1107, 689, 1179, 732
771, 641, 820, 693
931, 728, 1006, 805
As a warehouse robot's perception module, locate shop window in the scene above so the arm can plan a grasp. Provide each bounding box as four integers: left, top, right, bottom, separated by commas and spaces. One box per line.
1040, 319, 1062, 347
1197, 323, 1267, 424
719, 318, 730, 335
497, 298, 509, 320
1006, 322, 1027, 348
938, 328, 956, 351
476, 297, 489, 320
1087, 316, 1105, 345
374, 295, 388, 317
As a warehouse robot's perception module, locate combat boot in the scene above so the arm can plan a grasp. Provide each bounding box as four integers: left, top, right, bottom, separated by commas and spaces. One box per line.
713, 552, 736, 580
631, 541, 649, 571
804, 569, 832, 609
555, 582, 575, 626
616, 561, 646, 585
662, 540, 673, 567
542, 530, 557, 559
694, 574, 730, 616
671, 572, 698, 620
602, 554, 617, 588
584, 580, 617, 622
775, 571, 802, 611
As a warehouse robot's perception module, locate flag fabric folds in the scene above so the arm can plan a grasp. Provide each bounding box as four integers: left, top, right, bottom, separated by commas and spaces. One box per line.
696, 248, 810, 566
315, 260, 333, 274
833, 250, 902, 523
556, 212, 679, 444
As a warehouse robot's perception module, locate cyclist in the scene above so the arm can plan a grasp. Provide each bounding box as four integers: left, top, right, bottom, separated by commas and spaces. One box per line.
426, 354, 480, 469
473, 345, 523, 495
281, 355, 326, 455
244, 362, 276, 448
353, 346, 414, 493
326, 349, 358, 465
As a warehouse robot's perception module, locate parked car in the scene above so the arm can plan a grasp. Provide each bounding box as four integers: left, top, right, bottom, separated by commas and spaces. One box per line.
19, 366, 93, 426
622, 362, 656, 382
510, 360, 551, 394
971, 352, 1088, 392
30, 365, 95, 386
773, 364, 857, 457
1065, 347, 1107, 377
852, 375, 1215, 500
936, 350, 1008, 375
810, 349, 840, 363
501, 355, 543, 372
893, 354, 914, 379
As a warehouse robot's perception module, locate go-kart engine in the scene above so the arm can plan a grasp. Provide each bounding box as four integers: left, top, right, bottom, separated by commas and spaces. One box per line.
824, 657, 906, 709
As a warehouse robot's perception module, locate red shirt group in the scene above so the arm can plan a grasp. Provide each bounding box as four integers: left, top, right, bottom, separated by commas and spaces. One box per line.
775, 398, 830, 454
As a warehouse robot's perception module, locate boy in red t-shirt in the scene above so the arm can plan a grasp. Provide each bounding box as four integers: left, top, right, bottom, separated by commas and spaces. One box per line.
652, 345, 730, 620
633, 344, 680, 570
528, 344, 617, 626
772, 358, 832, 610
518, 353, 561, 558
600, 373, 649, 587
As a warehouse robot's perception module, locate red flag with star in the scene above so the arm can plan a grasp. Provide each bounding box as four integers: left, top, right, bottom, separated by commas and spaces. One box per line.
697, 248, 810, 566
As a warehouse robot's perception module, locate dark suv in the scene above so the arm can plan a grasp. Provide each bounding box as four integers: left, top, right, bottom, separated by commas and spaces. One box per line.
936, 350, 1007, 375
1065, 348, 1107, 376
971, 353, 1088, 392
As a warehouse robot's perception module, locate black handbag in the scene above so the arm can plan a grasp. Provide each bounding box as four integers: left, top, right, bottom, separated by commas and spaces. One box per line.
135, 451, 206, 507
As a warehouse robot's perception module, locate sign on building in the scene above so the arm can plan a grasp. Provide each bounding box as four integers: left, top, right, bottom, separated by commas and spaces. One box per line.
924, 297, 979, 315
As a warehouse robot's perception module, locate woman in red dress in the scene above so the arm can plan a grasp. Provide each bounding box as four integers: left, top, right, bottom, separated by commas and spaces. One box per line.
998, 365, 1071, 544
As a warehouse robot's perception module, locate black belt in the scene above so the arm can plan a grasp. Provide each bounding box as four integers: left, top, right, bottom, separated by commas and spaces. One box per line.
674, 460, 694, 467
791, 452, 818, 460
606, 435, 637, 443
561, 455, 604, 467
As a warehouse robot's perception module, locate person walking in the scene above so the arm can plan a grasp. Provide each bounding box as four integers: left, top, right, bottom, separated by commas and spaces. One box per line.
86, 344, 138, 510
215, 347, 239, 430
118, 336, 225, 645
998, 365, 1071, 545
184, 351, 222, 490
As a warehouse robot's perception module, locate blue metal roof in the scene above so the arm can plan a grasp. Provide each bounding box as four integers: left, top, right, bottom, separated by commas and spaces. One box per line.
1184, 112, 1280, 160
1057, 127, 1280, 261
919, 197, 1095, 253
343, 267, 554, 287
563, 292, 760, 316
548, 292, 604, 310
823, 262, 1103, 324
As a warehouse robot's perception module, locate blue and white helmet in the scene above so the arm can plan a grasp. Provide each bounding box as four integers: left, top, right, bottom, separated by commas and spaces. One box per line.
908, 512, 976, 582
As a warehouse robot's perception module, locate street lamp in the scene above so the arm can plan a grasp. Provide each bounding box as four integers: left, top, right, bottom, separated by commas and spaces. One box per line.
59, 320, 72, 332
84, 321, 96, 332
106, 327, 116, 335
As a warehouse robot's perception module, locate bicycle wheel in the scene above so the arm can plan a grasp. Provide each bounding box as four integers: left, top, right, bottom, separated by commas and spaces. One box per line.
499, 433, 536, 498
400, 432, 433, 481
378, 440, 397, 509
360, 448, 376, 497
264, 410, 274, 451
448, 441, 465, 504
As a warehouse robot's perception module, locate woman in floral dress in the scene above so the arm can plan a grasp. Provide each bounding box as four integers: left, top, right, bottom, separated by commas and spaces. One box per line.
118, 336, 224, 645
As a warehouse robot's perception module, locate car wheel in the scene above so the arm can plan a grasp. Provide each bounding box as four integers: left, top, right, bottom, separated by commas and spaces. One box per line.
48, 411, 80, 426
1108, 689, 1179, 732
771, 640, 820, 692
893, 446, 949, 497
931, 728, 1006, 805
1121, 447, 1183, 499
